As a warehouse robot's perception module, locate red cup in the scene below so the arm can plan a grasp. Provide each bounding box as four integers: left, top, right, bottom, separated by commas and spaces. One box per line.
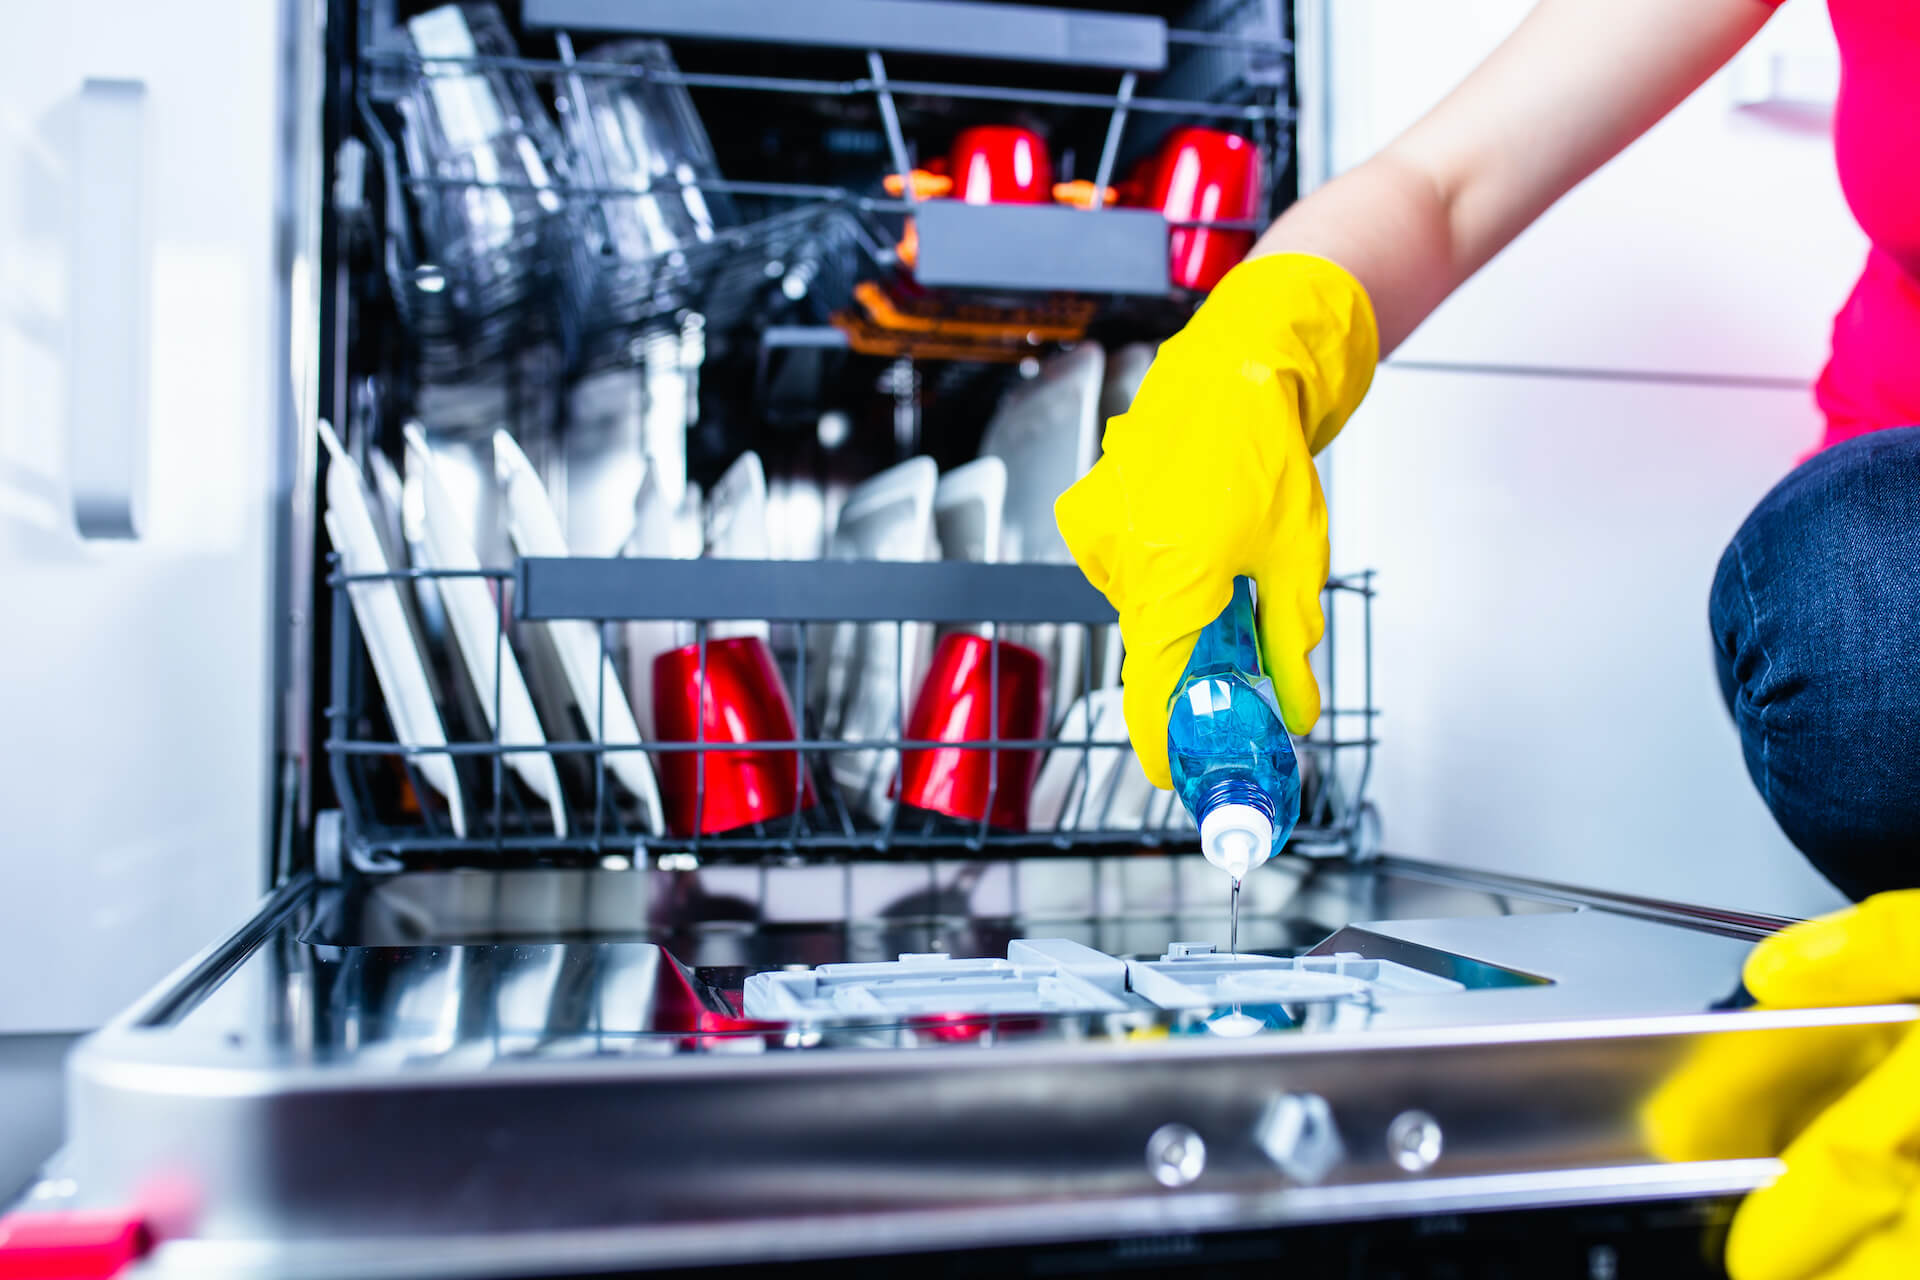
1128, 127, 1262, 292
896, 634, 1049, 831
948, 125, 1053, 205
652, 636, 816, 837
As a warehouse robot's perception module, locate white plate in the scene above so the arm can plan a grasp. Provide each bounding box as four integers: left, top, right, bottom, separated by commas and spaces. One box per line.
933, 456, 1007, 565
817, 456, 939, 821
980, 346, 1107, 717
494, 428, 665, 835
1028, 688, 1129, 833
1099, 341, 1154, 423
365, 445, 459, 699
1028, 687, 1195, 834
404, 424, 569, 836
704, 451, 772, 641
1092, 342, 1150, 685
979, 344, 1104, 565
1089, 343, 1152, 689
705, 450, 771, 560
621, 461, 703, 740
319, 421, 467, 837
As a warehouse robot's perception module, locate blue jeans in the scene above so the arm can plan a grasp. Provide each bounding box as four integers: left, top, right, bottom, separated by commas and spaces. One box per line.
1711, 426, 1920, 901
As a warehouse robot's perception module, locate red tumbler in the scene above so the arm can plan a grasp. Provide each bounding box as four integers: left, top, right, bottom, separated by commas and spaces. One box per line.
652, 636, 816, 837
1129, 127, 1263, 292
897, 634, 1048, 831
948, 125, 1054, 205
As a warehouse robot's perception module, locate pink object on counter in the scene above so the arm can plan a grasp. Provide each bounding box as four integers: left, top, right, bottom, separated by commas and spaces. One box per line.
0, 1211, 149, 1279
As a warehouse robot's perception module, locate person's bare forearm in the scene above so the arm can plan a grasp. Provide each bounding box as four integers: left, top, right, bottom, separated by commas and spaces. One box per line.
1243, 0, 1775, 358
1250, 153, 1460, 355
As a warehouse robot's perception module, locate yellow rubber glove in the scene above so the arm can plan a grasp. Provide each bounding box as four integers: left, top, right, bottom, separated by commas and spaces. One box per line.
1729, 892, 1920, 1280
1642, 891, 1920, 1280
1052, 254, 1378, 788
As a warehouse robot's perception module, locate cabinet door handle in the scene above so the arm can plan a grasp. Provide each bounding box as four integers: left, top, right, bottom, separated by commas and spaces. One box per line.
1728, 51, 1838, 115
68, 77, 150, 540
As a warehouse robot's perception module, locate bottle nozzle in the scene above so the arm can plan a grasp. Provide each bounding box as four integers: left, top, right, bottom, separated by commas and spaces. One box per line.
1201, 802, 1274, 880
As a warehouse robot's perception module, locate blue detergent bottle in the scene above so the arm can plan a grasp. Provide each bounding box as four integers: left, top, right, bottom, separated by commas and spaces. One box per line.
1167, 576, 1302, 881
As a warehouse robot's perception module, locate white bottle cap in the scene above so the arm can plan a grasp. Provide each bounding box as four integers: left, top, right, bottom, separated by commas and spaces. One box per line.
1201, 803, 1274, 880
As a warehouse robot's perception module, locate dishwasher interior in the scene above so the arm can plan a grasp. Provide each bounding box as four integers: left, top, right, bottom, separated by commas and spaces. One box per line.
314, 0, 1354, 880
21, 2, 1920, 1277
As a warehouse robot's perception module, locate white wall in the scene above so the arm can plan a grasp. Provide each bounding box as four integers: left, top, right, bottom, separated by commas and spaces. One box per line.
1315, 0, 1860, 914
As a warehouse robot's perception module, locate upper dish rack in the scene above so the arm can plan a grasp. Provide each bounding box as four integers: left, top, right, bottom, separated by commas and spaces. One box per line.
346, 0, 1296, 380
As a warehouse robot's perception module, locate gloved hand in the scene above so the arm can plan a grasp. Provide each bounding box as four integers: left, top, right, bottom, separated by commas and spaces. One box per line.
1642, 891, 1920, 1280
1053, 253, 1378, 788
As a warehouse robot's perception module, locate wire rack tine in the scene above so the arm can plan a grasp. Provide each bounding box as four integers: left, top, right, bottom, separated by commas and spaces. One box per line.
972, 629, 1000, 850
692, 618, 709, 859
787, 620, 810, 847
591, 616, 609, 856
875, 616, 906, 855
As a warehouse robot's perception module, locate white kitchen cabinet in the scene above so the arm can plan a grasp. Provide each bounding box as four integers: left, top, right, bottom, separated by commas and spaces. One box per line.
1319, 0, 1864, 381
0, 1, 287, 1029
1326, 364, 1848, 916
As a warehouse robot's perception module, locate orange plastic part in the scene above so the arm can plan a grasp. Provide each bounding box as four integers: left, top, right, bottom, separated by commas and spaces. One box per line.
852, 281, 1093, 343
883, 170, 954, 200
1050, 180, 1119, 209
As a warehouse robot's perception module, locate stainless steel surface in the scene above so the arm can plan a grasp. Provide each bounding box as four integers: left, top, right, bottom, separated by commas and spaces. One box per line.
56, 857, 1920, 1276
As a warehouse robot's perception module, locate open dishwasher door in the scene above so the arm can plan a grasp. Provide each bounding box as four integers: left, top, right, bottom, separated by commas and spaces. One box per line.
41, 854, 1916, 1279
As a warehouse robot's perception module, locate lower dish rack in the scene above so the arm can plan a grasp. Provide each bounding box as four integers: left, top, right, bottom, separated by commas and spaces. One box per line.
324, 555, 1376, 870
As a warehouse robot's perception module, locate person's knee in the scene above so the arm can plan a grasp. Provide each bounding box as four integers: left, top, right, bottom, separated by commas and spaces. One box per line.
1712, 427, 1920, 899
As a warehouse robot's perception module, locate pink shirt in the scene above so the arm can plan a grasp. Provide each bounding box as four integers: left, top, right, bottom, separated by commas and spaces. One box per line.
1775, 0, 1920, 446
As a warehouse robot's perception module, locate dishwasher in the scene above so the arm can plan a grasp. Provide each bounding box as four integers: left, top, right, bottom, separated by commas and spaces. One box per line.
3, 2, 1906, 1277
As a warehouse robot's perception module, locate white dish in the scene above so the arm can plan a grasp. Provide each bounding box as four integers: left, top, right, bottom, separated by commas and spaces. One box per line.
365, 445, 456, 688
980, 345, 1107, 718
404, 423, 569, 836
1089, 343, 1152, 693
1028, 688, 1129, 833
1028, 686, 1194, 834
562, 367, 649, 559
365, 447, 411, 570
979, 344, 1104, 565
621, 461, 703, 740
493, 428, 665, 835
319, 421, 467, 837
704, 451, 772, 642
817, 456, 939, 821
1099, 341, 1154, 423
933, 456, 1007, 565
1098, 343, 1152, 690
706, 450, 771, 560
